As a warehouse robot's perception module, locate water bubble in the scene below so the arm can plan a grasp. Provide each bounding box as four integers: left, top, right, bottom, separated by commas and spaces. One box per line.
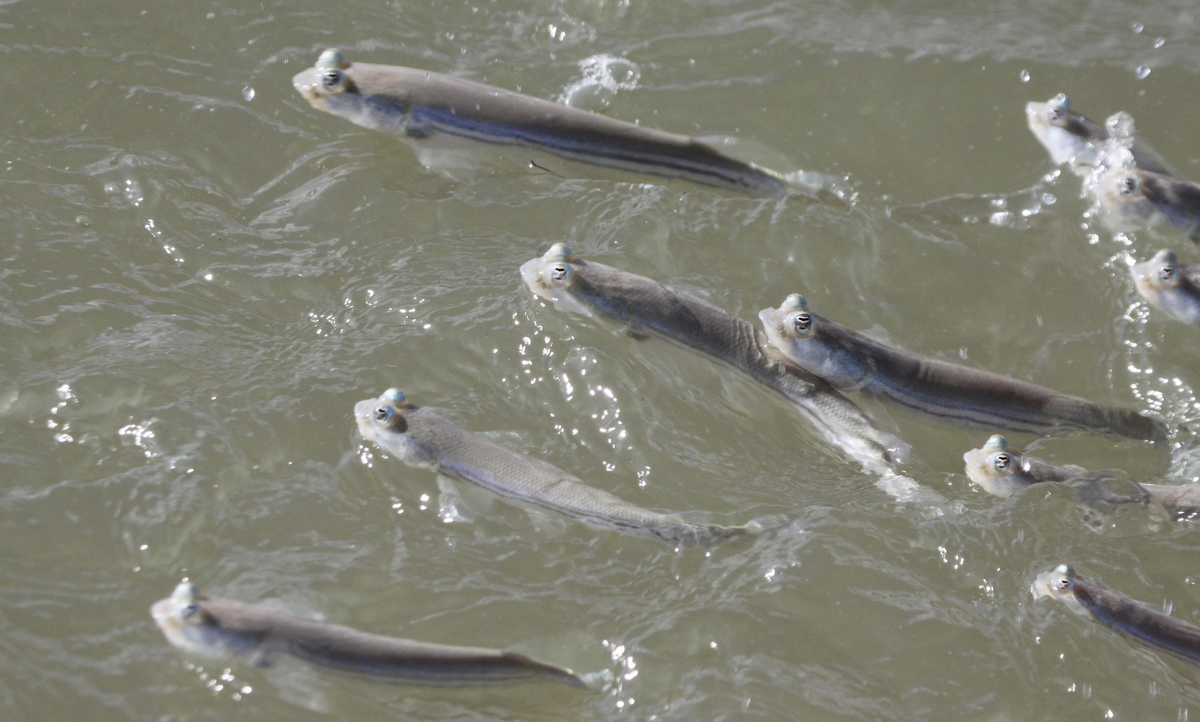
1154, 37, 1165, 48
242, 86, 255, 101
1019, 69, 1030, 83
1131, 22, 1144, 34
1135, 66, 1152, 80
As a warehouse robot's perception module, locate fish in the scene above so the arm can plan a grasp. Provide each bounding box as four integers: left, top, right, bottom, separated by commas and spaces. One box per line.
963, 434, 1200, 519
354, 388, 758, 546
1090, 163, 1200, 243
292, 48, 790, 196
150, 582, 589, 687
758, 294, 1167, 442
1025, 94, 1172, 175
961, 434, 1083, 498
1132, 249, 1200, 326
519, 243, 909, 467
1034, 565, 1200, 665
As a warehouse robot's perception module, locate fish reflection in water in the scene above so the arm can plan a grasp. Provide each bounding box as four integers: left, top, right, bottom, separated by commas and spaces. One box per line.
151, 582, 590, 687
292, 48, 791, 195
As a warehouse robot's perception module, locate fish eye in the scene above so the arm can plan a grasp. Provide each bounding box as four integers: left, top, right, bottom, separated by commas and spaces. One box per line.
321, 69, 343, 88
549, 264, 570, 284
1048, 106, 1065, 122
1119, 176, 1139, 196
1160, 264, 1176, 282
181, 602, 201, 620
791, 312, 812, 333
1053, 576, 1073, 592
374, 406, 391, 421
992, 452, 1012, 473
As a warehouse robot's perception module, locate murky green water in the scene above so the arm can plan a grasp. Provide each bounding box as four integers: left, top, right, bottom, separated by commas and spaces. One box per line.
4, 0, 1200, 719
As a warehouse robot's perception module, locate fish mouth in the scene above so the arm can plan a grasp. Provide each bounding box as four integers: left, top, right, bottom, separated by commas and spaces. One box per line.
1024, 101, 1045, 128
961, 449, 993, 488
353, 399, 378, 438
291, 68, 324, 105
518, 259, 551, 300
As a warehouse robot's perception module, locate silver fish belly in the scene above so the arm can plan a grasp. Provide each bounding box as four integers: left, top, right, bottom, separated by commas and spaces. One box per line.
151, 582, 588, 687
520, 243, 909, 466
1092, 165, 1200, 243
292, 48, 788, 196
1025, 94, 1171, 175
1132, 249, 1200, 326
355, 388, 754, 546
759, 294, 1166, 442
1035, 565, 1200, 665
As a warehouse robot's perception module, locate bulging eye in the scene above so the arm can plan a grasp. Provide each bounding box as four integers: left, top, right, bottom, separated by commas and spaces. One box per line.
1053, 577, 1072, 592
791, 312, 812, 333
181, 602, 201, 620
549, 264, 570, 283
321, 69, 343, 88
374, 406, 391, 421
992, 452, 1012, 472
1160, 265, 1176, 282
1119, 176, 1139, 196
1048, 106, 1065, 122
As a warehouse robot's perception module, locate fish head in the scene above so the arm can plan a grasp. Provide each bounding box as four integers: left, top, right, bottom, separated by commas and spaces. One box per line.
1032, 564, 1085, 613
1089, 160, 1158, 229
519, 243, 594, 318
151, 582, 252, 660
961, 434, 1031, 498
758, 294, 868, 390
1026, 94, 1094, 165
354, 389, 438, 468
292, 49, 409, 133
1132, 249, 1182, 295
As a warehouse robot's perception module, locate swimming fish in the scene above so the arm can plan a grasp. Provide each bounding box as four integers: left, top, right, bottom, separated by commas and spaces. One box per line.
1091, 163, 1200, 243
963, 434, 1200, 518
355, 388, 757, 546
1025, 94, 1172, 175
1034, 565, 1200, 665
1132, 249, 1200, 326
759, 294, 1167, 441
292, 48, 789, 196
519, 243, 909, 466
151, 582, 588, 687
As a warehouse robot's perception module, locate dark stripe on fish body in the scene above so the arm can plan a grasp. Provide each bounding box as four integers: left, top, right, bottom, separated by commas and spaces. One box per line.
1071, 575, 1200, 664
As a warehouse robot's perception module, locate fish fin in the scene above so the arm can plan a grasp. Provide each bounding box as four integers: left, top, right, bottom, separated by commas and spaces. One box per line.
435, 474, 475, 523
524, 507, 569, 536
405, 120, 429, 139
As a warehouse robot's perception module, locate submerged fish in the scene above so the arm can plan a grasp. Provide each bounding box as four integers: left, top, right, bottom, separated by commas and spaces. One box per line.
1025, 94, 1171, 175
519, 243, 909, 467
1132, 249, 1200, 326
1034, 565, 1200, 665
1091, 164, 1200, 243
758, 294, 1166, 442
355, 388, 758, 546
963, 434, 1200, 518
151, 582, 588, 687
292, 48, 789, 196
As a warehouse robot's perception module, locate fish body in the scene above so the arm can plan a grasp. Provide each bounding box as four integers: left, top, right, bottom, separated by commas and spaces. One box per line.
292, 49, 788, 196
759, 294, 1166, 441
355, 389, 754, 546
1132, 249, 1200, 326
1034, 565, 1200, 665
151, 583, 588, 687
520, 243, 909, 466
1091, 164, 1200, 242
1025, 94, 1171, 175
